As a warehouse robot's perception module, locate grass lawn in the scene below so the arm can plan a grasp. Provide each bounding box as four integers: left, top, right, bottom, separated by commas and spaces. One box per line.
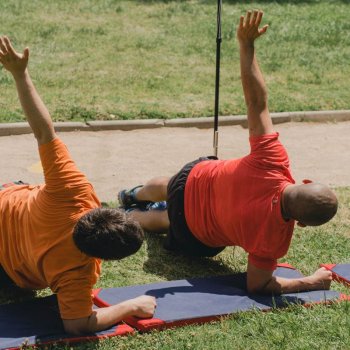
0, 1, 349, 348
1, 187, 349, 349
0, 0, 349, 122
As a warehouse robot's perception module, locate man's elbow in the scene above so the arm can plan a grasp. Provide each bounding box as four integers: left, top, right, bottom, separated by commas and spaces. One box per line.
247, 99, 268, 114
247, 278, 276, 295
63, 318, 92, 336
247, 284, 264, 295
35, 131, 56, 146
63, 324, 90, 336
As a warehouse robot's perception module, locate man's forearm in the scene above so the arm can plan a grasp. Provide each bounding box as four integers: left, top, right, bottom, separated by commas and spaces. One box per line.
63, 295, 156, 335
63, 302, 134, 335
263, 275, 329, 294
86, 302, 134, 333
247, 263, 332, 295
239, 42, 268, 115
13, 70, 55, 145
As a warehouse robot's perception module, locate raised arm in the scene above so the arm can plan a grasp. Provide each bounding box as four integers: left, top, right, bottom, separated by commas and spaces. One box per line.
237, 10, 274, 137
0, 36, 56, 145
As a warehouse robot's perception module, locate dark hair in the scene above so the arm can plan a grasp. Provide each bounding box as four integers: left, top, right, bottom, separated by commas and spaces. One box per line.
73, 208, 144, 260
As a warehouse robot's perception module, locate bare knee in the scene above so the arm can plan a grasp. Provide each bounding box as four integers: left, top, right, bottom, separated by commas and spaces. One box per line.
137, 177, 170, 202
127, 210, 169, 233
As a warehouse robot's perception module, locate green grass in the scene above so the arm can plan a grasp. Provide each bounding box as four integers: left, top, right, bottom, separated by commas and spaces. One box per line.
1, 187, 349, 349
0, 0, 350, 122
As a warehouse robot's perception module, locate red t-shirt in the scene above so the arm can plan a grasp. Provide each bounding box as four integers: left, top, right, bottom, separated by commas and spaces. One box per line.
184, 133, 295, 271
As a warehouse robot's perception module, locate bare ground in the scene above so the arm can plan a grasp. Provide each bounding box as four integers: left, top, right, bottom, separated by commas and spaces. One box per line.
0, 121, 349, 202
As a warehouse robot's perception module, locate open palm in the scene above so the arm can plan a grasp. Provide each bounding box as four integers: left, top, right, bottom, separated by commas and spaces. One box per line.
0, 36, 29, 75
237, 10, 269, 44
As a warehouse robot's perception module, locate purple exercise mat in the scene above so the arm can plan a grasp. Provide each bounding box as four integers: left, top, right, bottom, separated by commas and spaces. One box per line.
93, 265, 346, 331
320, 263, 350, 287
0, 295, 133, 350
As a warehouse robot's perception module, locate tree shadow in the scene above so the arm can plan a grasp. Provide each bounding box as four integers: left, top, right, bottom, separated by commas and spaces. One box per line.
143, 232, 237, 281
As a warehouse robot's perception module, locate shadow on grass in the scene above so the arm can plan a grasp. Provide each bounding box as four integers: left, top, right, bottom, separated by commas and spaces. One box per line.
143, 232, 236, 280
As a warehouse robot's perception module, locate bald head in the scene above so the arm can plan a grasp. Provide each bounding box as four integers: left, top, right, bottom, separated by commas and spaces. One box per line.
283, 183, 338, 226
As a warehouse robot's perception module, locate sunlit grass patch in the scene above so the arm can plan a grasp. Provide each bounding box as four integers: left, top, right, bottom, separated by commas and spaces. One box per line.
0, 1, 350, 122
1, 187, 349, 349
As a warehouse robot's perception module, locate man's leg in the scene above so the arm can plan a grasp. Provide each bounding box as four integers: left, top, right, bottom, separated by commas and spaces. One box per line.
135, 176, 170, 202
119, 177, 170, 208
127, 209, 169, 233
121, 177, 170, 232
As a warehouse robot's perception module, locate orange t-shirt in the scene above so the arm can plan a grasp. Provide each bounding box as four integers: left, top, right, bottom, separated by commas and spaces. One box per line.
0, 138, 101, 319
184, 133, 295, 271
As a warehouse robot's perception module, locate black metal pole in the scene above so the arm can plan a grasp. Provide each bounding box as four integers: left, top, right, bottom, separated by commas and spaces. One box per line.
213, 0, 222, 157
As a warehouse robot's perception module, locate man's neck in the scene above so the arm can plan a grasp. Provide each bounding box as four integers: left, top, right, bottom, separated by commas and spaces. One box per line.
281, 184, 297, 221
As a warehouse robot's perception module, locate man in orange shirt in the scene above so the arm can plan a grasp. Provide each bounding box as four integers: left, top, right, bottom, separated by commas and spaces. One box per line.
0, 36, 156, 334
119, 11, 338, 294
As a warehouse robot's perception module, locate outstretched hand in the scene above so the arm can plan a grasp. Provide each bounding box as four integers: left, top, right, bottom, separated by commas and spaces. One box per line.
237, 10, 268, 45
0, 36, 29, 76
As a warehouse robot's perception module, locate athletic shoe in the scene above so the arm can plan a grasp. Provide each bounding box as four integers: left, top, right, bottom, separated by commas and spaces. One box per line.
118, 185, 153, 209
146, 201, 167, 211
124, 201, 167, 213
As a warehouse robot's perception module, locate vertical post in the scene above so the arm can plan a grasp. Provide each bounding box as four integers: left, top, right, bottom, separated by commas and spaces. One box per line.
213, 0, 222, 157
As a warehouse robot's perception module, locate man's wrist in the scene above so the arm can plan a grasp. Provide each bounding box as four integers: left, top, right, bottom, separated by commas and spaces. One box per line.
297, 276, 316, 290
12, 69, 28, 81
120, 299, 138, 317
239, 40, 255, 50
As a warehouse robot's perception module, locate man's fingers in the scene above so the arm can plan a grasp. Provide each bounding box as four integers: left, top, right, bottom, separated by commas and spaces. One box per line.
0, 49, 4, 63
3, 36, 16, 56
239, 15, 244, 29
23, 47, 29, 61
251, 10, 259, 25
259, 25, 269, 35
256, 11, 263, 26
0, 37, 7, 55
246, 11, 252, 26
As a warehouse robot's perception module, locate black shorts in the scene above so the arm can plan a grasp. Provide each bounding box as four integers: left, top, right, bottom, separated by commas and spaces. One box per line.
0, 264, 16, 288
164, 157, 225, 257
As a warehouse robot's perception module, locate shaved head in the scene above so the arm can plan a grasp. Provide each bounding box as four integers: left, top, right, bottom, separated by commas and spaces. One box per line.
283, 183, 338, 226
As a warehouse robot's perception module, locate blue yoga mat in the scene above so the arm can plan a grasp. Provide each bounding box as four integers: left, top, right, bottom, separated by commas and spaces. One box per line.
93, 265, 347, 331
0, 294, 133, 350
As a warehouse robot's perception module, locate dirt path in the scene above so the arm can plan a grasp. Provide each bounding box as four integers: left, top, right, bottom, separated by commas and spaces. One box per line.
0, 121, 349, 202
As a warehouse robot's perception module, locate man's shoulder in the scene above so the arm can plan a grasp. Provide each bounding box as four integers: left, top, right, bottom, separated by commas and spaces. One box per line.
45, 246, 100, 287
247, 134, 290, 170
250, 133, 286, 150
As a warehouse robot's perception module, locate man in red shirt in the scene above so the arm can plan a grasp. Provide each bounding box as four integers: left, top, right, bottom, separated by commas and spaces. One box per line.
119, 11, 338, 294
0, 36, 156, 335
